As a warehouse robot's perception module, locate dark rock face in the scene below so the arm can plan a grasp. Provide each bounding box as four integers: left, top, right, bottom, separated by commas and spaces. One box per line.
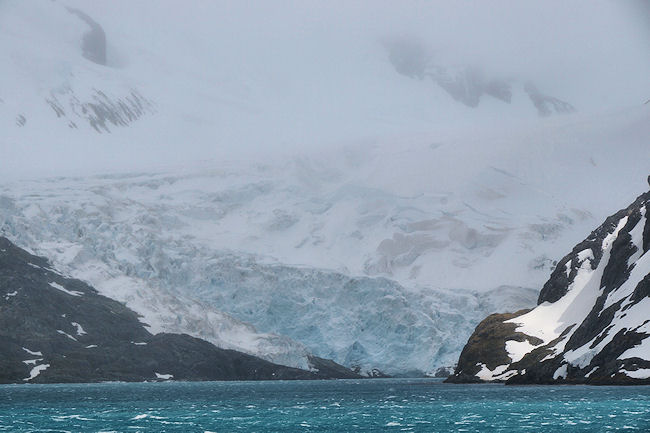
432, 366, 454, 378
384, 38, 431, 79
66, 8, 107, 66
307, 356, 363, 379
524, 82, 575, 117
446, 310, 539, 383
0, 237, 359, 383
384, 37, 572, 116
538, 194, 650, 305
447, 191, 650, 385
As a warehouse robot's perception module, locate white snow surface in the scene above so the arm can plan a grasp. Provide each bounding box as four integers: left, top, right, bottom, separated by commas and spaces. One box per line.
57, 330, 77, 342
553, 364, 568, 380
2, 108, 648, 372
2, 107, 649, 375
22, 348, 42, 357
23, 363, 50, 381
48, 281, 83, 297
1, 0, 649, 375
620, 333, 650, 362
71, 322, 87, 336
475, 363, 517, 381
506, 218, 627, 351
505, 340, 539, 364
621, 368, 650, 380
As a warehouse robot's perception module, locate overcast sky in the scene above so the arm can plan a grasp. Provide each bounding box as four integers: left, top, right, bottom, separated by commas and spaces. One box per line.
1, 0, 649, 179
77, 0, 649, 106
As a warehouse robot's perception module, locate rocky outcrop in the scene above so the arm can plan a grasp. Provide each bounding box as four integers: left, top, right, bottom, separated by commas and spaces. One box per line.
524, 82, 575, 117
66, 8, 107, 66
428, 66, 512, 108
447, 191, 650, 385
0, 237, 359, 383
384, 36, 574, 116
46, 88, 155, 133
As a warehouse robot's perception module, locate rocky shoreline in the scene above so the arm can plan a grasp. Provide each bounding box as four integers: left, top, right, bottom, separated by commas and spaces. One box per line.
447, 192, 650, 385
0, 237, 359, 384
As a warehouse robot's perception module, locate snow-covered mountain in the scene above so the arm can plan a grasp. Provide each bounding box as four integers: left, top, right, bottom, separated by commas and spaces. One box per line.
384, 37, 575, 116
1, 1, 649, 375
3, 0, 648, 179
448, 190, 650, 384
2, 106, 648, 374
0, 236, 358, 383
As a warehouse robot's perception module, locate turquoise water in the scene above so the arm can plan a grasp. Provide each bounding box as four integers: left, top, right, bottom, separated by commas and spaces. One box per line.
1, 379, 649, 432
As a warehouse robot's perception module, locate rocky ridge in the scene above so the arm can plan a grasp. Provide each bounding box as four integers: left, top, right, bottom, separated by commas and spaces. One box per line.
0, 237, 359, 383
384, 37, 575, 117
448, 190, 650, 384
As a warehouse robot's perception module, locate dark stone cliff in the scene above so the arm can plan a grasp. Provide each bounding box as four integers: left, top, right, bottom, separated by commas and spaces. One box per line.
0, 237, 359, 383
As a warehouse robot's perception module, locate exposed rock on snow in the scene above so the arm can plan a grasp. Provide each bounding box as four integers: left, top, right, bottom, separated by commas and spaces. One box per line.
66, 7, 107, 66
2, 104, 648, 374
448, 191, 650, 384
0, 237, 359, 383
384, 36, 574, 116
524, 82, 575, 117
0, 161, 555, 375
1, 0, 648, 377
45, 87, 154, 133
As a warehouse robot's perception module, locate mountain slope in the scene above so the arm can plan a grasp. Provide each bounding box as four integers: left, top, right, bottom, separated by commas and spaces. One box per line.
0, 236, 358, 383
448, 190, 650, 384
6, 0, 645, 179
1, 0, 649, 376
1, 105, 648, 374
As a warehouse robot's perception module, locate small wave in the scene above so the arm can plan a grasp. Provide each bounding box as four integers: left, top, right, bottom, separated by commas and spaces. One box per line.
52, 414, 94, 421
131, 413, 166, 420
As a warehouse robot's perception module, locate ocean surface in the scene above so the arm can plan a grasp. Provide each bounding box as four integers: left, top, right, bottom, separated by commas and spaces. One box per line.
0, 378, 649, 432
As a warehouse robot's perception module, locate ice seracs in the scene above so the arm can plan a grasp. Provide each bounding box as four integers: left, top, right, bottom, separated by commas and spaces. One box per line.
1, 0, 649, 376
0, 236, 359, 383
2, 105, 649, 373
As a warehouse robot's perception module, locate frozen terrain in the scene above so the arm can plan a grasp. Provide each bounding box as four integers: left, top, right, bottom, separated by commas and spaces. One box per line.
2, 107, 648, 373
1, 1, 649, 374
0, 236, 357, 383
2, 0, 648, 179
449, 191, 650, 384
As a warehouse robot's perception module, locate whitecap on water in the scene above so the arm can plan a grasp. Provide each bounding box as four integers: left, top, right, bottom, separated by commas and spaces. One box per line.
131, 413, 166, 420
52, 414, 94, 421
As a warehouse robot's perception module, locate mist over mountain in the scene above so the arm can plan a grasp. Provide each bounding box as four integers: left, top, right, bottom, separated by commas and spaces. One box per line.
0, 0, 648, 376
1, 0, 648, 179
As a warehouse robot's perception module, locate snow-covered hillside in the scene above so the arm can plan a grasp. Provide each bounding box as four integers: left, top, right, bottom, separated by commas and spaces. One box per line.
3, 0, 648, 179
448, 190, 650, 384
2, 106, 648, 373
1, 0, 649, 375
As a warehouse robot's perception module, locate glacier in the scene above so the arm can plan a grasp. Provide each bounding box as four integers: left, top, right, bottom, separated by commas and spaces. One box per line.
2, 111, 649, 373
1, 0, 649, 375
0, 166, 541, 374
